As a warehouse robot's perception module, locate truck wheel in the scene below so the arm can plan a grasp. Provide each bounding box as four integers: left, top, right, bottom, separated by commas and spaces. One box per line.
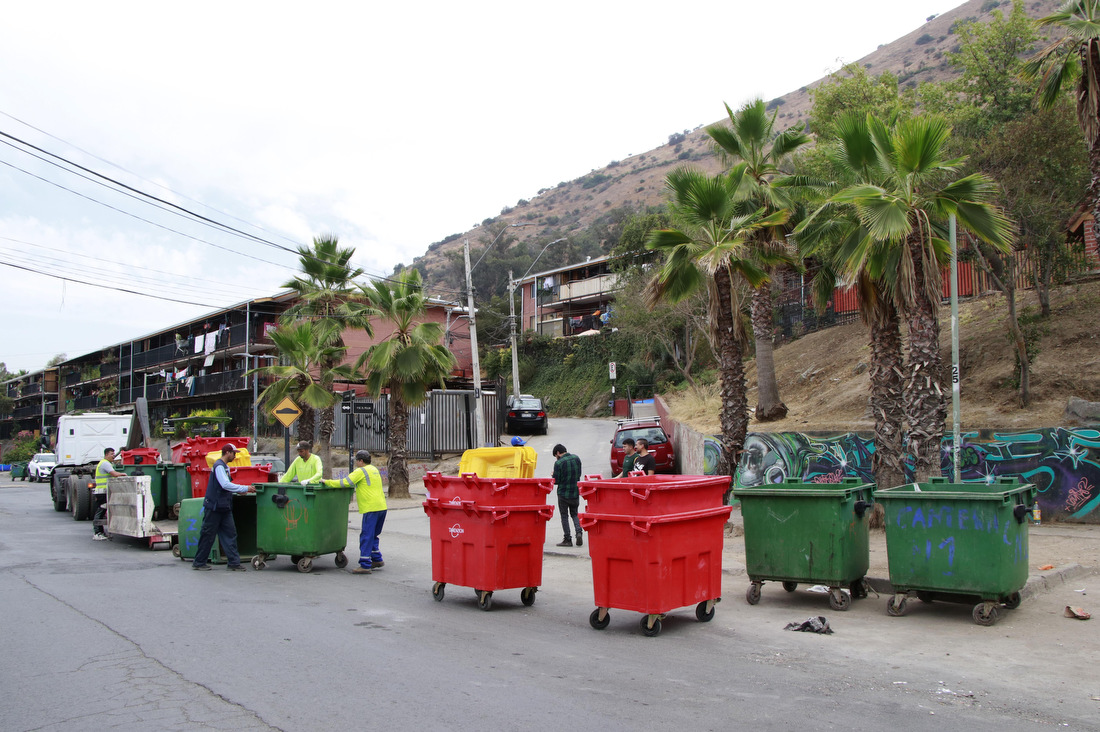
52, 476, 68, 512
71, 476, 92, 521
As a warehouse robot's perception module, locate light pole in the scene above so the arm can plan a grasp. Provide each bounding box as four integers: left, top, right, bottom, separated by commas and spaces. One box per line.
508, 236, 568, 400
465, 223, 532, 447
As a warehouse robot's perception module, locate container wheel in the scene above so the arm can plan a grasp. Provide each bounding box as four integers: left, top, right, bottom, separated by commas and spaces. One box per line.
850, 578, 868, 599
972, 602, 999, 626
170, 503, 180, 520
916, 591, 935, 604
296, 557, 313, 573
291, 555, 303, 565
251, 555, 266, 570
520, 587, 537, 607
589, 608, 610, 630
829, 588, 852, 611
334, 551, 348, 569
477, 591, 493, 612
1003, 592, 1022, 610
171, 544, 181, 558
641, 615, 662, 637
886, 595, 908, 617
782, 581, 798, 593
745, 582, 762, 605
432, 582, 446, 602
696, 600, 716, 622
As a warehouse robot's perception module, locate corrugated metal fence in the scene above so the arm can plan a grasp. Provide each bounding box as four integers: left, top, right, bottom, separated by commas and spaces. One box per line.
333, 389, 504, 458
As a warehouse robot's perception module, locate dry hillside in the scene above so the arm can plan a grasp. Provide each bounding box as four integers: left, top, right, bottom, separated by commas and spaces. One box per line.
410, 0, 1063, 283
666, 279, 1100, 435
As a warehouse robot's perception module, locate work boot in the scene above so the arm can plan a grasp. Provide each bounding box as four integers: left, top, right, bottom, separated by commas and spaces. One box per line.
92, 534, 108, 541
556, 537, 573, 547
351, 567, 373, 574
576, 531, 583, 547
227, 565, 246, 571
192, 564, 212, 571
372, 560, 384, 569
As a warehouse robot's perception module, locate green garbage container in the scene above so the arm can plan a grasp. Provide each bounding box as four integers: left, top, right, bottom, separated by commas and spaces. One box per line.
11, 462, 29, 480
251, 482, 353, 573
163, 463, 191, 513
732, 477, 874, 611
174, 494, 257, 564
873, 477, 1034, 626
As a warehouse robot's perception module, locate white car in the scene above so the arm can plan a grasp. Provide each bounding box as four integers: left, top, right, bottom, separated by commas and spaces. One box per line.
28, 453, 56, 483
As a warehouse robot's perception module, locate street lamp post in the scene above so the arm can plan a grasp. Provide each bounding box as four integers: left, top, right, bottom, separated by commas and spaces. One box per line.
464, 223, 532, 447
508, 236, 568, 400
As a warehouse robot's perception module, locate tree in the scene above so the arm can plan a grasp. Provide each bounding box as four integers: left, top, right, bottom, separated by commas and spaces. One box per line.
705, 99, 811, 421
280, 234, 372, 477
45, 353, 67, 367
1023, 0, 1100, 246
353, 270, 457, 498
646, 166, 789, 476
812, 114, 1013, 480
249, 321, 356, 452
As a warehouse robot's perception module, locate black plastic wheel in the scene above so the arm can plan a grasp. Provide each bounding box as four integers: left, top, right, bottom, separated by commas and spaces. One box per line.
520, 587, 537, 606
829, 589, 852, 611
745, 583, 762, 605
850, 578, 868, 599
251, 555, 265, 570
296, 557, 313, 573
782, 581, 798, 593
1003, 592, 1022, 610
696, 601, 715, 622
886, 596, 908, 617
432, 582, 445, 602
589, 608, 610, 630
642, 617, 662, 637
171, 544, 181, 558
477, 591, 493, 612
916, 591, 935, 604
335, 551, 348, 569
972, 603, 999, 626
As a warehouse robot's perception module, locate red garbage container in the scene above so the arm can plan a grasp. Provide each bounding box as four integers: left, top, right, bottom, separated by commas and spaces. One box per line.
581, 504, 732, 636
579, 474, 730, 516
120, 448, 162, 466
423, 471, 553, 507
423, 497, 554, 611
190, 464, 272, 499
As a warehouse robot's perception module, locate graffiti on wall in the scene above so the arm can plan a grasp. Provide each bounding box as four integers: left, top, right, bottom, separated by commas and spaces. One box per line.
727, 428, 1100, 523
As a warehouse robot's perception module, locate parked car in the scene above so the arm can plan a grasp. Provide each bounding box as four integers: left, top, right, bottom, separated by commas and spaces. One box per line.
28, 453, 57, 483
610, 418, 676, 474
506, 397, 549, 435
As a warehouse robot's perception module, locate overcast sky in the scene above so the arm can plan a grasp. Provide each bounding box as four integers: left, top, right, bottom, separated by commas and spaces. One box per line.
0, 1, 958, 373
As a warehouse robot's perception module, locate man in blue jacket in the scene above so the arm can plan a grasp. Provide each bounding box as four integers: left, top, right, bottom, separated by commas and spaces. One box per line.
192, 444, 255, 571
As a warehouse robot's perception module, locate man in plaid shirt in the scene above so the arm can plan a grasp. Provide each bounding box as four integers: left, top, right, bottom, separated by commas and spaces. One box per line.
552, 444, 584, 547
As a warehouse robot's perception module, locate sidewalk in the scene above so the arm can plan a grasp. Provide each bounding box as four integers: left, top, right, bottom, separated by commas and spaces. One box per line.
376, 479, 1099, 601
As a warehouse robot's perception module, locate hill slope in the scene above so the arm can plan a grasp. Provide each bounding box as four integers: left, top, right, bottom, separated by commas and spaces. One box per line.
410, 0, 1063, 287
665, 279, 1100, 434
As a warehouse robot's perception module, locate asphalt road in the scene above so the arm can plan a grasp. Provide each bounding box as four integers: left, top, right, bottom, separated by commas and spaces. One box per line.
2, 422, 1098, 731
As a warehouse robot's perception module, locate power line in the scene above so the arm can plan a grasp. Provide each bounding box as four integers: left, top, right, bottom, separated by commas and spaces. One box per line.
0, 259, 226, 308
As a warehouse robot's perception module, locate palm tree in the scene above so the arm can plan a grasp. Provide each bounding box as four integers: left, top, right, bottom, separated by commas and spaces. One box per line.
811, 114, 1012, 480
280, 234, 372, 477
1023, 0, 1100, 244
706, 99, 812, 421
249, 321, 356, 451
646, 166, 790, 477
352, 270, 457, 498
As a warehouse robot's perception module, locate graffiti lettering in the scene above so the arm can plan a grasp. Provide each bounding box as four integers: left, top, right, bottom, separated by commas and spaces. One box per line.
1066, 477, 1094, 512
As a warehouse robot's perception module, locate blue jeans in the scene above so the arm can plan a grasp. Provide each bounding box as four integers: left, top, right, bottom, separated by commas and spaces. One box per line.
359, 510, 386, 568
193, 507, 240, 568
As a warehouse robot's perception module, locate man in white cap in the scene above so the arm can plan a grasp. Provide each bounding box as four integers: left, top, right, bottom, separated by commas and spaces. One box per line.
192, 444, 255, 571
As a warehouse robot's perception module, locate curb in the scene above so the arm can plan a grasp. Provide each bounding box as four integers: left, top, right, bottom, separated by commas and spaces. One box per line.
863, 563, 1090, 597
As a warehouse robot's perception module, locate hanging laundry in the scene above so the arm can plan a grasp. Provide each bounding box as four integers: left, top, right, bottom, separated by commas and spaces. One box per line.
194, 336, 202, 354
204, 332, 217, 355
203, 354, 215, 367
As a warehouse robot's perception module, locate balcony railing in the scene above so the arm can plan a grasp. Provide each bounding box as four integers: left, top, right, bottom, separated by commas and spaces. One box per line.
129, 323, 249, 370
558, 273, 619, 300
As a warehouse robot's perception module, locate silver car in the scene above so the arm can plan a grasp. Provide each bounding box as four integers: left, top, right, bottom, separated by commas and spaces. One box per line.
28, 453, 57, 483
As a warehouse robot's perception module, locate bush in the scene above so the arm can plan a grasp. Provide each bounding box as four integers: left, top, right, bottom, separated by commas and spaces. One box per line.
5, 435, 39, 462
915, 33, 934, 45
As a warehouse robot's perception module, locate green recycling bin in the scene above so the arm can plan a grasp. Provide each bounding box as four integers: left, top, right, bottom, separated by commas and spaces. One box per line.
732, 477, 874, 611
251, 482, 353, 573
874, 477, 1034, 626
163, 463, 191, 512
174, 494, 257, 564
11, 462, 29, 480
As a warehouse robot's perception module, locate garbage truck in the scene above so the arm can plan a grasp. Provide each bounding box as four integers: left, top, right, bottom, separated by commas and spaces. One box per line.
49, 398, 150, 520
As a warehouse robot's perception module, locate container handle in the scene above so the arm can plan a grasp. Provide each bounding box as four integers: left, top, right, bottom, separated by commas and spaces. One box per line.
630, 519, 653, 535
491, 509, 511, 522
854, 500, 871, 519
579, 515, 597, 530
1012, 504, 1029, 524
629, 487, 652, 501
538, 506, 555, 520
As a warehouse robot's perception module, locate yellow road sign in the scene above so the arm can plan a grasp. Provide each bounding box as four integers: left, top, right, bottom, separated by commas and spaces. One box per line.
272, 397, 303, 428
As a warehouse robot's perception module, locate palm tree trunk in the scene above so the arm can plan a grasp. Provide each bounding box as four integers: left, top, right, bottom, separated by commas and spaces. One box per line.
318, 405, 334, 479
905, 241, 947, 482
387, 391, 411, 499
1089, 104, 1100, 269
298, 408, 316, 454
711, 265, 749, 477
868, 305, 906, 527
750, 283, 787, 421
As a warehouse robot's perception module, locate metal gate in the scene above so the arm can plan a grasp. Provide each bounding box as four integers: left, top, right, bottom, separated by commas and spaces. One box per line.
333, 389, 502, 458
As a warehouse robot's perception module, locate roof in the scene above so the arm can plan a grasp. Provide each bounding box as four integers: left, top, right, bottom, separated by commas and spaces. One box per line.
516, 254, 615, 286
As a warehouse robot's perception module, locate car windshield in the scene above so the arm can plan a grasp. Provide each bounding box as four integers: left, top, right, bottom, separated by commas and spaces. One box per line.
514, 399, 542, 410
615, 428, 667, 447
36, 454, 56, 461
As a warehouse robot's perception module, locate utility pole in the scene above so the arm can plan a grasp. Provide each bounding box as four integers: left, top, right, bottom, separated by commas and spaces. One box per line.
509, 270, 521, 400
464, 238, 485, 446
949, 214, 961, 483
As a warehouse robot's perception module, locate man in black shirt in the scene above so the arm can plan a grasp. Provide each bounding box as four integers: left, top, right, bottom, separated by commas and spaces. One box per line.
634, 438, 657, 475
